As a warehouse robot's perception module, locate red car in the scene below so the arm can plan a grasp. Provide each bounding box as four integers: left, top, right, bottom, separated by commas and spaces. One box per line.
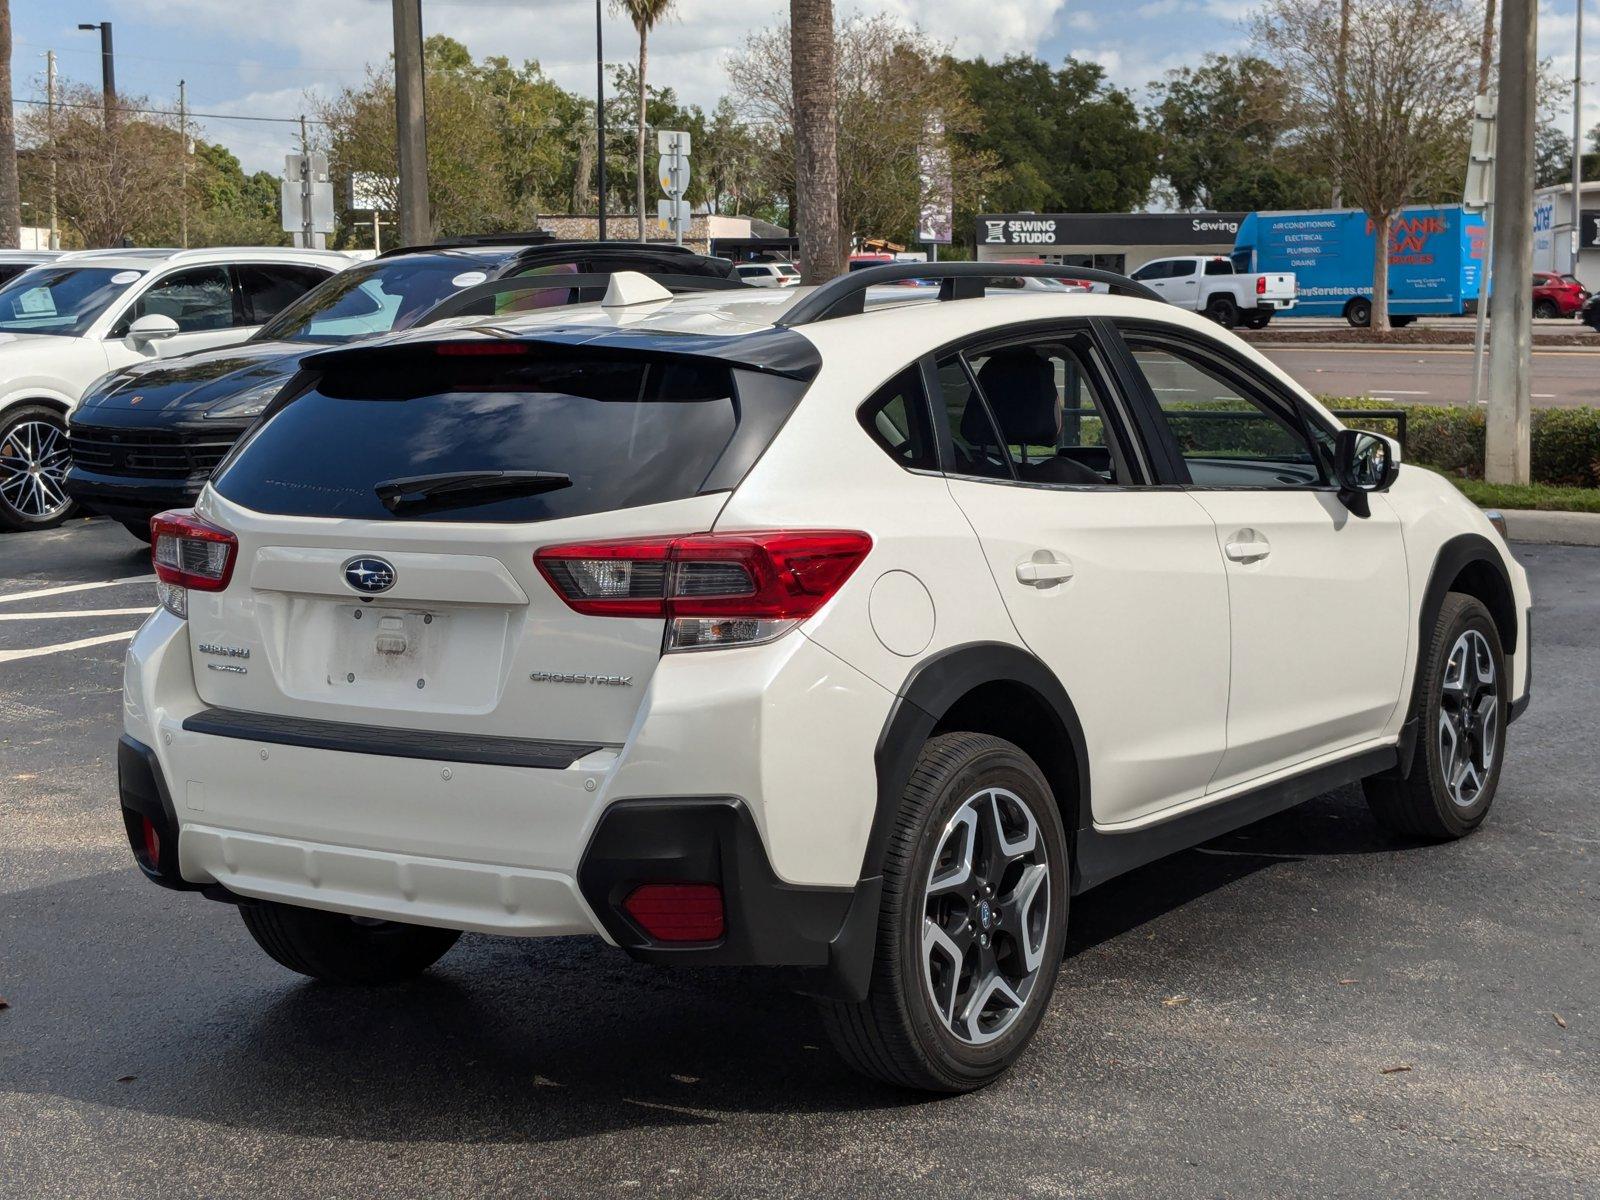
1533, 271, 1589, 318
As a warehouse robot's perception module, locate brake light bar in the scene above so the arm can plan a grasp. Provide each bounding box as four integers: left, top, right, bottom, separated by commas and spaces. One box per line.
535, 530, 872, 650
434, 340, 530, 356
151, 509, 238, 618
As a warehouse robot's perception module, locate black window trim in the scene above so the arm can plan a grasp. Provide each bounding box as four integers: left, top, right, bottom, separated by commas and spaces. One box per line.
920, 317, 1154, 492
1105, 318, 1339, 492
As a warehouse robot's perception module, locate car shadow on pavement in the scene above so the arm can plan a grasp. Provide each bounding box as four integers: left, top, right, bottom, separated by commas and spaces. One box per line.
5, 785, 1415, 1139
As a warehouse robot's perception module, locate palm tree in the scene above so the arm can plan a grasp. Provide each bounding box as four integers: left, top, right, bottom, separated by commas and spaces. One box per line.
618, 0, 673, 241
0, 0, 19, 249
790, 0, 839, 282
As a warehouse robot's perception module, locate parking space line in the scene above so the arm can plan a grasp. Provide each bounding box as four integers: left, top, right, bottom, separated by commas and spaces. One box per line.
0, 575, 155, 606
0, 607, 155, 622
0, 629, 139, 665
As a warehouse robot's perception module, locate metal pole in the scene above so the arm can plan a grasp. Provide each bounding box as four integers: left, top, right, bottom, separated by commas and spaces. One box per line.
299, 115, 314, 249
46, 50, 58, 250
178, 80, 188, 249
1472, 206, 1494, 405
100, 22, 115, 120
1573, 0, 1585, 271
391, 0, 430, 245
1485, 0, 1537, 484
596, 0, 607, 241
372, 211, 381, 254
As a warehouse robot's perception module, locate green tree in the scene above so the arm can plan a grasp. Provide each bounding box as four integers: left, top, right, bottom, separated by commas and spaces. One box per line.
1148, 54, 1327, 211
954, 56, 1157, 216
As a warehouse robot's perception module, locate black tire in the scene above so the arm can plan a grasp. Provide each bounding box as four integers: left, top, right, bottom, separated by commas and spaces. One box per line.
1346, 298, 1373, 327
820, 732, 1069, 1092
1363, 593, 1507, 840
240, 900, 461, 984
1204, 294, 1239, 329
0, 404, 79, 532
119, 519, 154, 544
1533, 299, 1559, 320
1242, 312, 1272, 330
1388, 315, 1416, 328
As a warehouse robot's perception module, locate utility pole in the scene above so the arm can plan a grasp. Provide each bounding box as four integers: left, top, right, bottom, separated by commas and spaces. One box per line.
299, 115, 314, 249
1486, 0, 1537, 484
391, 0, 430, 246
178, 80, 188, 249
0, 0, 18, 250
46, 50, 58, 250
76, 22, 115, 125
596, 0, 607, 241
1572, 0, 1584, 271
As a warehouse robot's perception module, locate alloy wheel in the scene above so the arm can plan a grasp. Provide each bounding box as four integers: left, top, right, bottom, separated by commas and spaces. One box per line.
921, 787, 1052, 1046
0, 419, 72, 521
1438, 629, 1500, 808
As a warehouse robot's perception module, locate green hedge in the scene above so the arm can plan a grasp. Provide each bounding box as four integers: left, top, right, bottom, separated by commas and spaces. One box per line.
1323, 396, 1600, 488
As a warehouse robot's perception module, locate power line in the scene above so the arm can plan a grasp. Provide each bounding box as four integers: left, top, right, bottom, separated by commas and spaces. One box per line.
11, 96, 326, 127
15, 39, 369, 77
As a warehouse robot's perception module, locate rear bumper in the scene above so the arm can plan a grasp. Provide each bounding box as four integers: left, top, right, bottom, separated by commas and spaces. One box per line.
120, 607, 892, 989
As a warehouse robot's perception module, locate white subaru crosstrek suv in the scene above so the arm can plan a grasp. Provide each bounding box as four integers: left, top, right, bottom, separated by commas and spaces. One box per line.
0, 246, 348, 531
119, 264, 1531, 1092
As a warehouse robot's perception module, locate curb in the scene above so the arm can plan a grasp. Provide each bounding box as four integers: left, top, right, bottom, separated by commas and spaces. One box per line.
1249, 341, 1600, 353
1496, 508, 1600, 547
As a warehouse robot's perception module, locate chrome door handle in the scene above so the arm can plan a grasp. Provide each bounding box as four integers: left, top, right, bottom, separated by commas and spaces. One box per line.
1224, 530, 1271, 563
1016, 553, 1074, 587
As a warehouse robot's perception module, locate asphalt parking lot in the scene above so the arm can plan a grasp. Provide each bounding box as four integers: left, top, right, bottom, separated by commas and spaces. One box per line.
2, 517, 1596, 1199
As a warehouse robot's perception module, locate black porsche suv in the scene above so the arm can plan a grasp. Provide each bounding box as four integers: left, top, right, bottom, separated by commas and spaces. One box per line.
65, 237, 739, 539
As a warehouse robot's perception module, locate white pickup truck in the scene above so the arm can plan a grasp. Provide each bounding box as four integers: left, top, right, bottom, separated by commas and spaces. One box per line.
1128, 255, 1296, 329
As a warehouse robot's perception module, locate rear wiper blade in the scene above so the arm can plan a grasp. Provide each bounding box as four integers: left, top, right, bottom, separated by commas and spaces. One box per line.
374, 469, 572, 514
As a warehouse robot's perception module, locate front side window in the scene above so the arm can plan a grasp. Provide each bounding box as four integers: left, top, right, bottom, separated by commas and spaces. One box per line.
1125, 336, 1324, 487
118, 267, 234, 335
1131, 260, 1168, 282
858, 366, 937, 472
0, 267, 145, 336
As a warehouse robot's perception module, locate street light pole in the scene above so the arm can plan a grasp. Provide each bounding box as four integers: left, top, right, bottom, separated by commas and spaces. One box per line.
75, 22, 115, 125
390, 0, 430, 246
1486, 0, 1538, 485
1572, 0, 1584, 269
596, 0, 607, 242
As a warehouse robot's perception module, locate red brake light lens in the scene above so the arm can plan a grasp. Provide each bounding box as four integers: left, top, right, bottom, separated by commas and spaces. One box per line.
434, 341, 529, 356
534, 530, 872, 650
623, 883, 725, 942
151, 509, 238, 617
1256, 274, 1267, 295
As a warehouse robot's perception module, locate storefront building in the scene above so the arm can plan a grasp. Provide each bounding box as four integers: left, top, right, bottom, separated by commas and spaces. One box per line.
974, 212, 1247, 274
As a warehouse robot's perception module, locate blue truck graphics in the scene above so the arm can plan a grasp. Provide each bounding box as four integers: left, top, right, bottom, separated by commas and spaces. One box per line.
1232, 205, 1486, 321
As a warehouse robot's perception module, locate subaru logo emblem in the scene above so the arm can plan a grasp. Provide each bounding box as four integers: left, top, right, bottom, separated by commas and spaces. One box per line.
343, 557, 396, 595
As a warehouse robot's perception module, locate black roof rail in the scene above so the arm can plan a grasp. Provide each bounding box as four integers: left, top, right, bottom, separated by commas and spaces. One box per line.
376, 231, 559, 259
417, 272, 749, 326
775, 261, 1161, 326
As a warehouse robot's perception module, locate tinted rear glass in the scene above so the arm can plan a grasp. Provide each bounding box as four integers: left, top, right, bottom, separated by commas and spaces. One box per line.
212, 352, 742, 523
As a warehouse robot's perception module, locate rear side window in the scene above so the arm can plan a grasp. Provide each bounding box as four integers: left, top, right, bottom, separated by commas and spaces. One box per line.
238, 264, 331, 323
213, 351, 759, 523
858, 366, 937, 471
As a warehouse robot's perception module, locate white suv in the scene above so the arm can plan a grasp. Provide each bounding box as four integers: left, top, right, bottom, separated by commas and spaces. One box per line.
119, 264, 1531, 1092
0, 246, 348, 531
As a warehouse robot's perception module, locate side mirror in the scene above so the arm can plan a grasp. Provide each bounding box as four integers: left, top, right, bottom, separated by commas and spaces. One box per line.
128, 313, 179, 346
1334, 428, 1401, 517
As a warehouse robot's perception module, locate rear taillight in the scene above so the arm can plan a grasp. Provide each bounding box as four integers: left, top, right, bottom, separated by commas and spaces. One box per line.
623, 883, 724, 942
535, 529, 872, 651
1256, 274, 1267, 295
150, 509, 238, 618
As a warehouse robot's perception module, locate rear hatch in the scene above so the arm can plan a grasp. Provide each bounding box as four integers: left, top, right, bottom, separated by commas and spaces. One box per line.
183, 336, 812, 745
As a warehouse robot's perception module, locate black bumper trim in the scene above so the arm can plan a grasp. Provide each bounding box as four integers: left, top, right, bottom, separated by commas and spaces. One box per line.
181, 707, 603, 769
118, 735, 206, 891
577, 796, 860, 988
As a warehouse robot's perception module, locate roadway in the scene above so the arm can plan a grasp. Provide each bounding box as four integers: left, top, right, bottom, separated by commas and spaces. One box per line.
1259, 344, 1600, 408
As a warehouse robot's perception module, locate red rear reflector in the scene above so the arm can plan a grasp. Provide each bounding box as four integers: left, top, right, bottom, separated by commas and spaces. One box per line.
623, 883, 725, 942
434, 341, 529, 356
140, 816, 161, 866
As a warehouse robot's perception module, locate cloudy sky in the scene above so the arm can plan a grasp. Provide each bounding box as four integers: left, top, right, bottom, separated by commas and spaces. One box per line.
10, 0, 1596, 177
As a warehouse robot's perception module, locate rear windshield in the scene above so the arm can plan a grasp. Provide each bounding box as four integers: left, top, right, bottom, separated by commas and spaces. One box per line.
211, 351, 750, 523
